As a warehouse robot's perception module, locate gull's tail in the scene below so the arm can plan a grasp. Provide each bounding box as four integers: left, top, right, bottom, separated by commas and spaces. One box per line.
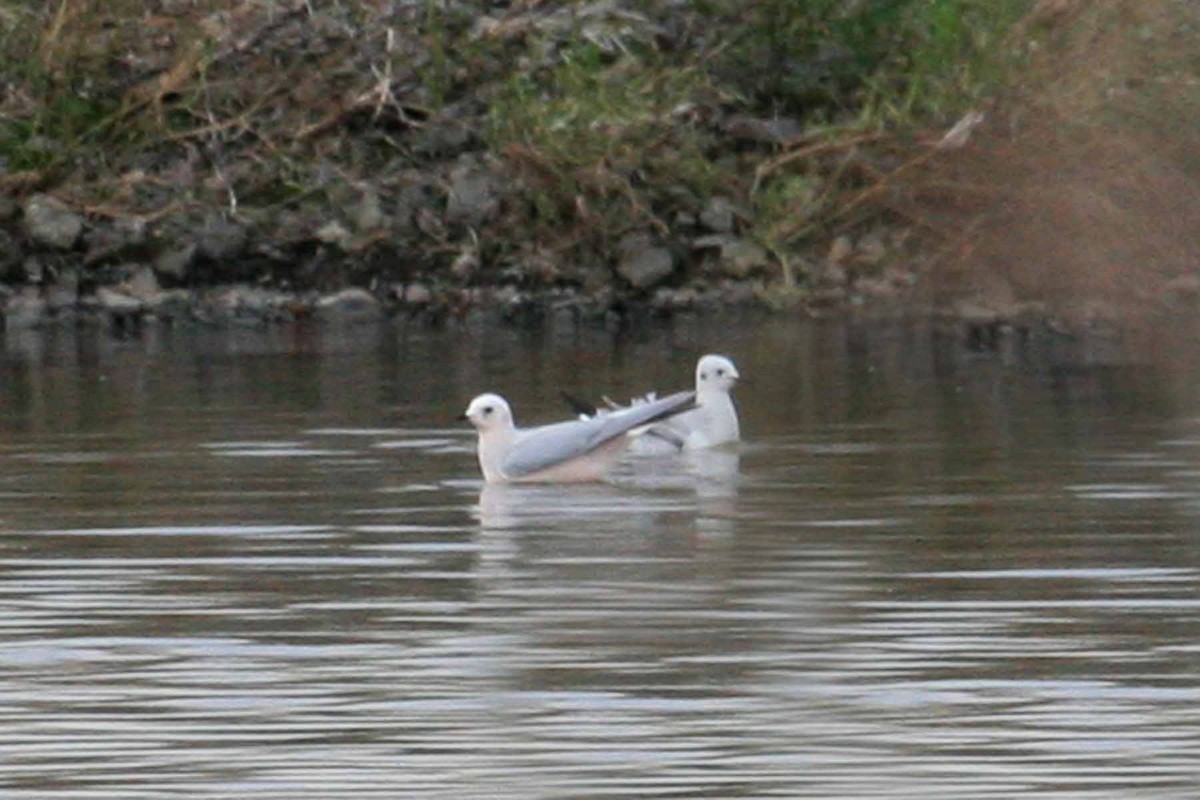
583, 390, 696, 449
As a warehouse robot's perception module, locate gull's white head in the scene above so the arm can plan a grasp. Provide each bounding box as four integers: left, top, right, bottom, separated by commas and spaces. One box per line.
462, 393, 514, 433
695, 354, 739, 394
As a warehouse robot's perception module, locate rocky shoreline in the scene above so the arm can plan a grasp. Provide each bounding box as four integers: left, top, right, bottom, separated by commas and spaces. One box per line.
2, 186, 930, 334
7, 181, 1200, 341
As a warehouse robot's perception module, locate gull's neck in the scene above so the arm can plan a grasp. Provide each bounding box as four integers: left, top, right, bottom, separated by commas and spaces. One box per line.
695, 386, 739, 444
476, 426, 517, 483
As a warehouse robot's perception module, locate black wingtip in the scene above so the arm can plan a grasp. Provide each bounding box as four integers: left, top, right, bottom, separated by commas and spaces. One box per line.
638, 390, 697, 427
560, 390, 599, 417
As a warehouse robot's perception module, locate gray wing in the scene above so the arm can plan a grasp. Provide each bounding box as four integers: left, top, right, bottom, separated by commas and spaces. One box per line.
502, 390, 695, 477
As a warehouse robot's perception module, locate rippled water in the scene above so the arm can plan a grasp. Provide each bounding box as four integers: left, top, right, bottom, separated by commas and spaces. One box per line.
1, 319, 1199, 798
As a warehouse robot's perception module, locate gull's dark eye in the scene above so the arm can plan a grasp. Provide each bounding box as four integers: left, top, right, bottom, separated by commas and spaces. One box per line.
482, 406, 493, 416
716, 368, 725, 377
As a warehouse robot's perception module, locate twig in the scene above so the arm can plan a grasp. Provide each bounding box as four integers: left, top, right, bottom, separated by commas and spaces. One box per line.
752, 133, 889, 193
163, 112, 253, 143
77, 201, 193, 225
829, 149, 939, 223
0, 170, 44, 194
39, 0, 73, 69
771, 144, 942, 242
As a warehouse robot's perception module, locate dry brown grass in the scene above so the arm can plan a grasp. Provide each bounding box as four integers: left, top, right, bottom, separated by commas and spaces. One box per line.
891, 0, 1200, 321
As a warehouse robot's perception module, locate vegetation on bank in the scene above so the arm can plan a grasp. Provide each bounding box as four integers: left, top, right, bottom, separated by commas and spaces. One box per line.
0, 1, 1195, 322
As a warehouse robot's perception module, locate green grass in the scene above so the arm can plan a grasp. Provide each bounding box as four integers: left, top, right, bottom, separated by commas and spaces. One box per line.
487, 41, 724, 239
478, 1, 1036, 286
717, 0, 1031, 121
0, 2, 157, 177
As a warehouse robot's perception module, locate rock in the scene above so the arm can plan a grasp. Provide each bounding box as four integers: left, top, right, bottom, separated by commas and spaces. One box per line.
22, 194, 83, 250
395, 174, 441, 232
724, 115, 803, 144
315, 287, 382, 321
412, 119, 474, 157
957, 272, 1019, 320
450, 248, 480, 280
699, 196, 735, 234
953, 300, 1002, 325
209, 285, 290, 321
125, 265, 163, 303
0, 195, 18, 221
273, 208, 317, 244
694, 235, 769, 278
1051, 299, 1124, 338
96, 286, 144, 315
616, 233, 675, 289
315, 220, 352, 247
95, 286, 146, 335
399, 283, 432, 306
446, 163, 499, 226
83, 219, 147, 265
491, 285, 519, 308
721, 281, 758, 306
145, 289, 193, 318
673, 210, 697, 228
21, 256, 44, 283
716, 239, 769, 278
652, 286, 699, 312
522, 249, 561, 283
1161, 273, 1200, 306
155, 243, 197, 281
351, 186, 385, 232
197, 217, 248, 261
693, 233, 735, 250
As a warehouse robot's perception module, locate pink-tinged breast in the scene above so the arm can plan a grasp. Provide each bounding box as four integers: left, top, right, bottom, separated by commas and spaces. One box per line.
509, 437, 628, 483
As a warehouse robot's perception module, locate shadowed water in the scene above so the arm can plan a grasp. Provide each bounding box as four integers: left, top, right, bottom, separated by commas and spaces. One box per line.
1, 319, 1199, 798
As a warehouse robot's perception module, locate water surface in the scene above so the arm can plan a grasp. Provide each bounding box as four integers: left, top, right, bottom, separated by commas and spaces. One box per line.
1, 319, 1199, 798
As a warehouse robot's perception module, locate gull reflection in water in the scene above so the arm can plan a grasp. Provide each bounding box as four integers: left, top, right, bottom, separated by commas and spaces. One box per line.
474, 446, 741, 534
685, 447, 741, 534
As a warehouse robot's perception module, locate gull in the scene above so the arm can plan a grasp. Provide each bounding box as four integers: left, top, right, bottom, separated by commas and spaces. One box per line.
563, 354, 742, 453
461, 390, 696, 484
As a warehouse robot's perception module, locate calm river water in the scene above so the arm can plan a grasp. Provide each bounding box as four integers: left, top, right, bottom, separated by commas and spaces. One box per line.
0, 317, 1198, 798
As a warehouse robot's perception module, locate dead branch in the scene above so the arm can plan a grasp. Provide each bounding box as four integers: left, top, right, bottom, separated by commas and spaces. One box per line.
753, 133, 890, 193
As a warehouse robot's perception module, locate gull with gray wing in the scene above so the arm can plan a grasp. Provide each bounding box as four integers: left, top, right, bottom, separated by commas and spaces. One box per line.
462, 390, 696, 483
563, 354, 741, 454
